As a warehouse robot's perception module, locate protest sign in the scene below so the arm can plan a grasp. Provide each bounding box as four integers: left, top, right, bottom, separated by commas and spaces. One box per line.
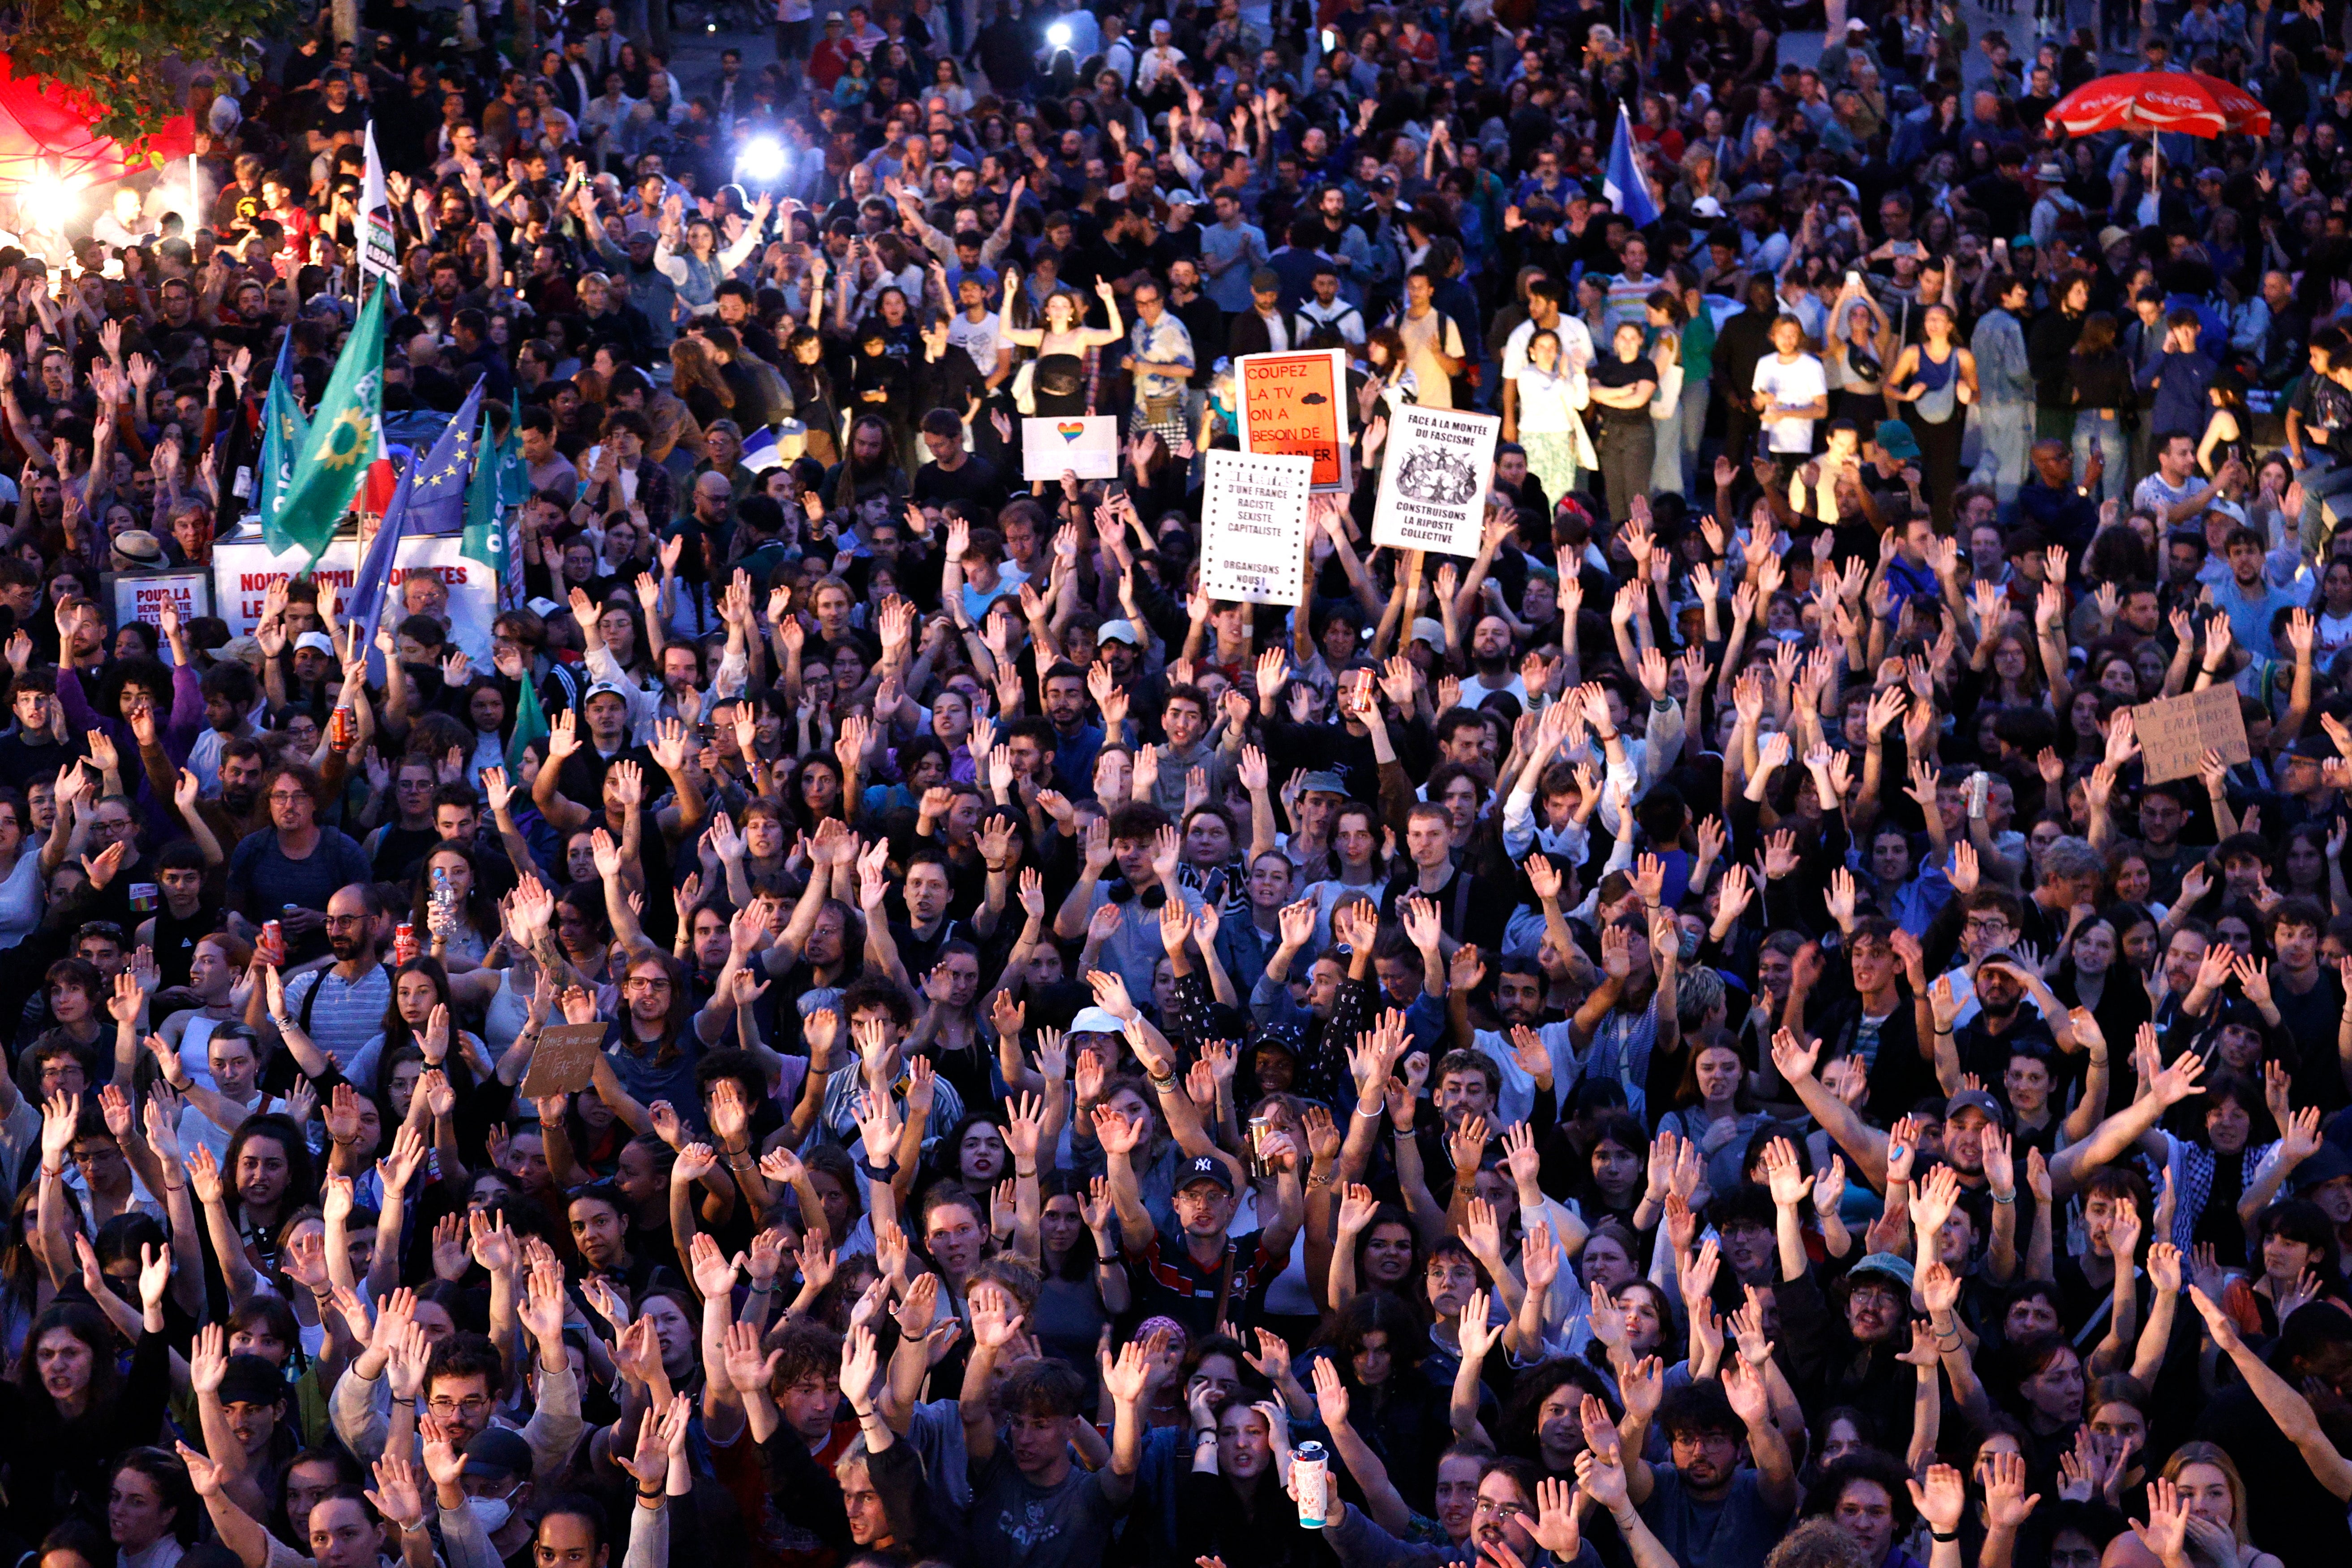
1370, 404, 1500, 556
213, 529, 498, 663
1199, 449, 1315, 605
1021, 415, 1121, 481
2133, 684, 2251, 784
519, 1022, 612, 1098
1239, 349, 1351, 490
104, 572, 211, 661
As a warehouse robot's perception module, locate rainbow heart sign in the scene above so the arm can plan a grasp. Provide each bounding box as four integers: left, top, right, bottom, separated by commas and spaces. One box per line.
1021, 415, 1120, 481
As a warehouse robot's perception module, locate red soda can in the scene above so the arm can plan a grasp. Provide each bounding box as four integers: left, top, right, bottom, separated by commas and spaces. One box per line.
393, 923, 417, 964
262, 920, 282, 964
330, 706, 354, 750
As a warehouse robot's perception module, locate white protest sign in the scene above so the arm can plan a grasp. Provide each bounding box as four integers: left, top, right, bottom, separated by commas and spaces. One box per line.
1021, 415, 1121, 481
1199, 448, 1314, 605
1369, 404, 1500, 556
104, 571, 211, 660
213, 531, 499, 663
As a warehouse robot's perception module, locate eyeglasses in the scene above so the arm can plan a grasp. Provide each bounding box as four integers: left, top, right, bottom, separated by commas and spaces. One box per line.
425, 1395, 494, 1416
1472, 1499, 1531, 1521
267, 790, 313, 804
623, 977, 672, 993
325, 914, 368, 928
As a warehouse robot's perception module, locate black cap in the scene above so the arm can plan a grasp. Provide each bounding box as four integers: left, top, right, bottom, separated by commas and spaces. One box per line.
219, 1354, 289, 1407
1177, 1154, 1234, 1194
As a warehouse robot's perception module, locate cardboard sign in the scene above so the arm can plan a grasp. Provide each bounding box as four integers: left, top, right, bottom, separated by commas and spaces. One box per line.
2133, 684, 2251, 784
212, 529, 499, 664
1370, 403, 1501, 556
518, 1022, 612, 1099
1239, 349, 1352, 491
1199, 448, 1315, 606
104, 571, 211, 662
1020, 415, 1120, 481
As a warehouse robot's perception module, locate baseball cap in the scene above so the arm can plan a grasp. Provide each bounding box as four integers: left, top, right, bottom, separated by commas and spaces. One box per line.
1070, 1006, 1126, 1035
1871, 419, 1922, 461
1098, 619, 1142, 646
584, 680, 633, 705
1944, 1088, 2006, 1124
461, 1428, 535, 1481
218, 1354, 288, 1407
2288, 734, 2335, 761
1690, 195, 1725, 218
1411, 617, 1446, 647
1164, 189, 1202, 208
1850, 1251, 1916, 1290
1297, 770, 1349, 796
1250, 268, 1281, 293
1177, 1154, 1235, 1194
294, 631, 337, 657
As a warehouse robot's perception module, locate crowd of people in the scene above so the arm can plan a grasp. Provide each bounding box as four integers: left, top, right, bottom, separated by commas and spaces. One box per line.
8, 5, 2352, 1568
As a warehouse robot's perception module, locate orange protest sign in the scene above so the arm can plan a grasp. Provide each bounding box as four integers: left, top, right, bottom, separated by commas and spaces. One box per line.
1238, 349, 1352, 491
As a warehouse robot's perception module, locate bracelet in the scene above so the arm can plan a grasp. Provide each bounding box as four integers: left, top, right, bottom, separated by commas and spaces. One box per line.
855, 1157, 899, 1183
271, 1015, 296, 1032
1933, 1026, 1953, 1037
718, 1143, 749, 1158
748, 1279, 778, 1293
1352, 1105, 1383, 1119
1149, 1072, 1178, 1092
1015, 1166, 1038, 1178
392, 1396, 416, 1406
1991, 1192, 2015, 1205
163, 1182, 186, 1193
1931, 1531, 1960, 1543
636, 1486, 664, 1501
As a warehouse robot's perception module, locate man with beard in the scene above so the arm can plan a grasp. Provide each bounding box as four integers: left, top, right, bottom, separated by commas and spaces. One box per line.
1619, 1354, 1797, 1568
1455, 944, 1569, 1129
227, 767, 372, 966
1457, 616, 1529, 708
186, 661, 260, 795
267, 882, 392, 1074
1944, 932, 2065, 1087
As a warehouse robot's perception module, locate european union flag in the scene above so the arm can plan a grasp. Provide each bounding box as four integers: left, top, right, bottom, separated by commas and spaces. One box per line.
1603, 103, 1661, 232
351, 381, 484, 657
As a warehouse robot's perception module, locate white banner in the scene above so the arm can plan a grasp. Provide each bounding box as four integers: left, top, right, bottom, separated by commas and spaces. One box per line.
213, 531, 498, 664
1021, 415, 1120, 481
104, 571, 211, 661
1369, 404, 1500, 557
1198, 448, 1313, 606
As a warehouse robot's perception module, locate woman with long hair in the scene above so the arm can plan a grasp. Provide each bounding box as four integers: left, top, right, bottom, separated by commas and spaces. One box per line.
1656, 1040, 1770, 1197
669, 335, 738, 431
2152, 1443, 2287, 1568
1002, 275, 1123, 417
2197, 366, 2254, 478
1825, 283, 1896, 429
1886, 301, 1977, 524
2, 1294, 172, 1545
1644, 290, 1690, 495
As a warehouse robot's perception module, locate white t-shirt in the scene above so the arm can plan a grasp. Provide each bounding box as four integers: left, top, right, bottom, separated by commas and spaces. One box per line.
946, 309, 1002, 377
1752, 352, 1828, 453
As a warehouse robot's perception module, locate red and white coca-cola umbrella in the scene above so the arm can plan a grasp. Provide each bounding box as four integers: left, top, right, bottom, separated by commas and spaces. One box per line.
2046, 70, 2272, 139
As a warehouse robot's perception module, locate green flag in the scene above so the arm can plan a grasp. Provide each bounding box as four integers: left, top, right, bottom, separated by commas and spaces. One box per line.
506, 669, 549, 775
460, 410, 527, 610
257, 331, 310, 554
276, 282, 390, 565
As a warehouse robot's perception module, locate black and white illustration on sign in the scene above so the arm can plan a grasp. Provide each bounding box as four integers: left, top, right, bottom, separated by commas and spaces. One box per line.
1198, 447, 1314, 606
1370, 404, 1500, 556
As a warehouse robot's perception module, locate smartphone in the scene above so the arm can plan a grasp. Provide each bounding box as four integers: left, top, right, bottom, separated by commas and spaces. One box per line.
1320, 26, 1337, 47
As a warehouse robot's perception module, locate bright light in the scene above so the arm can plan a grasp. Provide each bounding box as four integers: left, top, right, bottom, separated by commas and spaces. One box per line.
736, 137, 787, 184
1048, 21, 1072, 46
22, 173, 73, 233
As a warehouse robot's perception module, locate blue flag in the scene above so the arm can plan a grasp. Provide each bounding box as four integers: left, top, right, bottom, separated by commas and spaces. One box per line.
1603, 104, 1660, 232
351, 382, 485, 656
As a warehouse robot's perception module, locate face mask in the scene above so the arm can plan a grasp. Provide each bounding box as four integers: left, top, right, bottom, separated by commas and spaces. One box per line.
1678, 929, 1702, 962
465, 1495, 514, 1534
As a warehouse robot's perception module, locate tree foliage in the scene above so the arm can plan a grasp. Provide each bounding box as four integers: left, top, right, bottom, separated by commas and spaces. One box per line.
7, 0, 294, 142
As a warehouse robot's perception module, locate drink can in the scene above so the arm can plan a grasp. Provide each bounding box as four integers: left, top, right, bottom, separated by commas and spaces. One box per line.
330, 706, 353, 750
1293, 1441, 1329, 1528
262, 920, 282, 962
394, 923, 417, 964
